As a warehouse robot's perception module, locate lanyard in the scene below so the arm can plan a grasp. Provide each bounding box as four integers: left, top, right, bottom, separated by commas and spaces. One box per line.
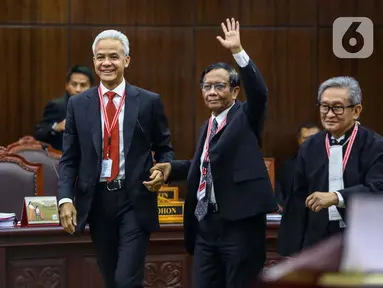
325, 123, 358, 172
201, 116, 227, 176
98, 86, 125, 158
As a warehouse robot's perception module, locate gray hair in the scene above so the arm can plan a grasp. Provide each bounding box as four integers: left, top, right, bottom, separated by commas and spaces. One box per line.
317, 76, 362, 105
92, 29, 130, 56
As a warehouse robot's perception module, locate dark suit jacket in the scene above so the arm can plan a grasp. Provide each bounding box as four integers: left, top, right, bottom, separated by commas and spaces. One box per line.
275, 155, 297, 207
57, 82, 174, 233
169, 59, 278, 254
35, 92, 70, 150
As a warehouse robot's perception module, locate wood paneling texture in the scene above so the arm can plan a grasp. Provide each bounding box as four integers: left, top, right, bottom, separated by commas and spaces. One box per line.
0, 0, 382, 167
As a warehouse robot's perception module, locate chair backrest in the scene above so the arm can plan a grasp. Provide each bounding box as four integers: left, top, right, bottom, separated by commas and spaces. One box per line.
8, 136, 61, 196
0, 150, 43, 219
7, 136, 61, 159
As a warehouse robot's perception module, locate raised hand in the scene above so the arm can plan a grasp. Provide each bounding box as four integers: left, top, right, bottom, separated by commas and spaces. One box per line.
216, 18, 243, 54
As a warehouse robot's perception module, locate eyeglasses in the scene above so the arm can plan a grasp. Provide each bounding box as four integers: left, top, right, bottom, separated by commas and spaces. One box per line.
317, 103, 355, 115
200, 82, 229, 93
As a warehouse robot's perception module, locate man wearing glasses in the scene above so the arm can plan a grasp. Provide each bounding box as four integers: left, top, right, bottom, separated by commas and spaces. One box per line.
150, 18, 277, 287
277, 76, 383, 257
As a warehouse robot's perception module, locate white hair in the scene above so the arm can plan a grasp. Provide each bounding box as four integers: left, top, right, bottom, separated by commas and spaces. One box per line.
317, 76, 362, 105
92, 29, 130, 56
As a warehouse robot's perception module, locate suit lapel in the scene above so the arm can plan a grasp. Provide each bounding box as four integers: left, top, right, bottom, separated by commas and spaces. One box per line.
189, 120, 208, 177
123, 83, 140, 158
196, 120, 209, 158
86, 87, 102, 158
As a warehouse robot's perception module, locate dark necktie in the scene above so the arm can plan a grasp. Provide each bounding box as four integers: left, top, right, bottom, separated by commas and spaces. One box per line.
195, 118, 218, 221
103, 91, 119, 181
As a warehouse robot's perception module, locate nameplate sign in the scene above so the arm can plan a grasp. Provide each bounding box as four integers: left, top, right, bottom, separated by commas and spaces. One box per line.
21, 196, 60, 227
158, 201, 184, 224
158, 186, 179, 201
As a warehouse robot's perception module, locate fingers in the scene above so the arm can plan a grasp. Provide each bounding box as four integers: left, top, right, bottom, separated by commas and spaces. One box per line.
221, 22, 228, 34
216, 36, 225, 45
61, 213, 75, 234
236, 20, 240, 32
72, 210, 77, 226
60, 205, 76, 234
305, 194, 313, 207
143, 170, 164, 192
226, 18, 232, 31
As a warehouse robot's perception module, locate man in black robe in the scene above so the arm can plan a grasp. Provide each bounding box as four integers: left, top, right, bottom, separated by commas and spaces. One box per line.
277, 76, 383, 257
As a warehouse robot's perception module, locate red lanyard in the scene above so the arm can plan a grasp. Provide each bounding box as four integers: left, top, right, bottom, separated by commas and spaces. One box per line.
202, 116, 227, 175
325, 123, 358, 172
98, 86, 125, 158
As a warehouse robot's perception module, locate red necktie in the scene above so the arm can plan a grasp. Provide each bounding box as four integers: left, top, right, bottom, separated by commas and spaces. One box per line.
103, 91, 119, 181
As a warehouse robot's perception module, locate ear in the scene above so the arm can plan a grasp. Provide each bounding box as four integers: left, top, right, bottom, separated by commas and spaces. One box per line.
124, 56, 131, 68
231, 86, 240, 100
353, 104, 363, 120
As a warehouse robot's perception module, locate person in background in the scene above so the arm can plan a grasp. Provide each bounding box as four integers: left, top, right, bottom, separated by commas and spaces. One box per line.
275, 123, 320, 209
35, 65, 94, 150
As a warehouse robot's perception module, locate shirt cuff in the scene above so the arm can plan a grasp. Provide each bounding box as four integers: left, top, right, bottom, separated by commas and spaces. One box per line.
58, 198, 73, 207
335, 191, 345, 208
232, 50, 250, 68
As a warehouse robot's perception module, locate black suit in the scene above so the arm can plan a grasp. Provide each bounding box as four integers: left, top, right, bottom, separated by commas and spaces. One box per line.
169, 59, 278, 287
35, 92, 70, 150
58, 82, 173, 287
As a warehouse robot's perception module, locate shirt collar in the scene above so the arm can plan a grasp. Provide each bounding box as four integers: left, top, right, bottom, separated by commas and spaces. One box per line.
329, 123, 356, 144
99, 78, 126, 97
211, 102, 235, 126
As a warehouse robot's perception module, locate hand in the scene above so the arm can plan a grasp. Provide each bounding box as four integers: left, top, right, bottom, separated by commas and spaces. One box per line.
150, 163, 171, 182
217, 18, 243, 54
143, 169, 164, 192
55, 119, 66, 132
59, 202, 77, 234
305, 192, 339, 212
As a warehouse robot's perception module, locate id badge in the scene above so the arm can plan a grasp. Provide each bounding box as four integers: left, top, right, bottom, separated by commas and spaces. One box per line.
198, 181, 206, 200
101, 159, 112, 178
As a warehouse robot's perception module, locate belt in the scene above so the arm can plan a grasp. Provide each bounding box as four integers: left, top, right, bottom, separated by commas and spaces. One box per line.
98, 179, 125, 191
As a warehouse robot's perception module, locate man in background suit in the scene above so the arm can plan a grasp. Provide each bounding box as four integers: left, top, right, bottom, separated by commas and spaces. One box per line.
58, 30, 173, 288
151, 18, 278, 288
34, 65, 94, 150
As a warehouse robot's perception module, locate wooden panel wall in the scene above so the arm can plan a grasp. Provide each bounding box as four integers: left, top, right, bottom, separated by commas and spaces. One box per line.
0, 0, 382, 167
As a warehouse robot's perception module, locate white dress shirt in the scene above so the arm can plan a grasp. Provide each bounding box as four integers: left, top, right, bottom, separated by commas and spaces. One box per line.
197, 49, 250, 205
99, 79, 126, 182
331, 134, 346, 208
59, 79, 127, 207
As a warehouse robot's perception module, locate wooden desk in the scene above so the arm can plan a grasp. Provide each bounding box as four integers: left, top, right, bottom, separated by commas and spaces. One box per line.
0, 221, 280, 288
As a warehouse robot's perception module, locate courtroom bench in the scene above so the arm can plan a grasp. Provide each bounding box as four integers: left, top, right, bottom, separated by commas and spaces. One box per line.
0, 222, 280, 288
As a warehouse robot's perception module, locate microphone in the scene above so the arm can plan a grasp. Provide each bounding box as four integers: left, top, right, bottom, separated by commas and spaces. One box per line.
41, 143, 59, 179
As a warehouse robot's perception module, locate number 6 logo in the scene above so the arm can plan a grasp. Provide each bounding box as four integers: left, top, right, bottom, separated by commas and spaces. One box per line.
333, 17, 374, 59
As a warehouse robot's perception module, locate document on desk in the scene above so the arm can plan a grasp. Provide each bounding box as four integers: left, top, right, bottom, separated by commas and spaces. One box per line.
340, 194, 383, 272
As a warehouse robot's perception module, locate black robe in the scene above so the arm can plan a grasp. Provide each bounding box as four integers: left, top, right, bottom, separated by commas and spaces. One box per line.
277, 124, 383, 257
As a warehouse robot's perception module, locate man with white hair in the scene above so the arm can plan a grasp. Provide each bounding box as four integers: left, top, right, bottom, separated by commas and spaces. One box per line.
57, 29, 173, 287
277, 76, 383, 257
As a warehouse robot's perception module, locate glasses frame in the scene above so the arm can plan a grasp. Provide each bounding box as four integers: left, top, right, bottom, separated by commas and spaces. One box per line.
200, 82, 230, 93
316, 103, 356, 115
